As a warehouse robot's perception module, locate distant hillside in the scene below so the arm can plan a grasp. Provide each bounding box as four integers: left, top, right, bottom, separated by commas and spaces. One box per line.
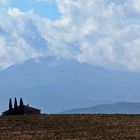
60, 102, 140, 114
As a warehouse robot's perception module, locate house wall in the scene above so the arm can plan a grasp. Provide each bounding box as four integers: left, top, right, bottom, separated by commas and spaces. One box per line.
24, 107, 41, 115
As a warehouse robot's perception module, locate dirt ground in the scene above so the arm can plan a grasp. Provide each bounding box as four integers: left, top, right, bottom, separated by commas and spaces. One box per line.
0, 114, 140, 140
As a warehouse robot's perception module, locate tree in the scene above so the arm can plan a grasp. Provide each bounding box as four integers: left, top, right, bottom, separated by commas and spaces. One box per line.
19, 98, 24, 115
14, 97, 18, 115
8, 98, 12, 115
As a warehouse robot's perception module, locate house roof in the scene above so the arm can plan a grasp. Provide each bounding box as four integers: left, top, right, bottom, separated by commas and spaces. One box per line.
24, 105, 41, 111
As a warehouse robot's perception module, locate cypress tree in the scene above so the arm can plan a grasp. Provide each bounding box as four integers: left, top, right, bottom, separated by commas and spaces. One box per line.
19, 98, 24, 115
14, 97, 18, 115
8, 98, 12, 115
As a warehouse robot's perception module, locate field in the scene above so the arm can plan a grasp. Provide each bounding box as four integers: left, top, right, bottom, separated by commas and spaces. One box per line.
0, 114, 140, 140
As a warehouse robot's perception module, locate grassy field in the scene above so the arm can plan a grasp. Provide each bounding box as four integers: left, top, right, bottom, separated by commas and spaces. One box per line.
0, 114, 140, 140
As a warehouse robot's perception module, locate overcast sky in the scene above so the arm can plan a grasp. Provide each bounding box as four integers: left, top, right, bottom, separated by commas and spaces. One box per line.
0, 0, 140, 71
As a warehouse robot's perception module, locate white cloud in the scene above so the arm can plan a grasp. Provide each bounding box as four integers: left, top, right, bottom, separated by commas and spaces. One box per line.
133, 0, 140, 13
0, 0, 140, 71
0, 9, 47, 69
0, 0, 10, 4
8, 8, 24, 16
53, 0, 140, 70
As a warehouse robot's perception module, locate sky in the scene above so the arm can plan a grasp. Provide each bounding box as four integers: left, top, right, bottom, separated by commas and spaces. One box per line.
0, 0, 140, 71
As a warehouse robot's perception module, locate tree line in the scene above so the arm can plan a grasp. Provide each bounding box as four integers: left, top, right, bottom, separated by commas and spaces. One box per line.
8, 97, 24, 115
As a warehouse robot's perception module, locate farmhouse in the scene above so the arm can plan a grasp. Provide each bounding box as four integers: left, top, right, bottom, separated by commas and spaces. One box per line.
24, 104, 41, 115
2, 98, 41, 115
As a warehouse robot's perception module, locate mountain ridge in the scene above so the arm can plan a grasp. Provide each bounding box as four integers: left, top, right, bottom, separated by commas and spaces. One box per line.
60, 102, 140, 114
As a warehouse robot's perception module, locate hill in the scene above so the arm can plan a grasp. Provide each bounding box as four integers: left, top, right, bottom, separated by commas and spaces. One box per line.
1, 56, 140, 113
60, 102, 140, 114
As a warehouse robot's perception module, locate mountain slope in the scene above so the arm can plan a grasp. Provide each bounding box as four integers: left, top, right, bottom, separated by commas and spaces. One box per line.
0, 56, 140, 113
60, 102, 140, 114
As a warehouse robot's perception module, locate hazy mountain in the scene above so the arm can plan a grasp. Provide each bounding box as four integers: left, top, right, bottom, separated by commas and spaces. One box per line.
60, 102, 140, 114
0, 56, 140, 113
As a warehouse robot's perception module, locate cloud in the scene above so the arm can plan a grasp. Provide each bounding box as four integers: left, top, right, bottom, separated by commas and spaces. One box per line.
0, 8, 47, 69
0, 0, 140, 71
53, 0, 140, 71
0, 0, 10, 4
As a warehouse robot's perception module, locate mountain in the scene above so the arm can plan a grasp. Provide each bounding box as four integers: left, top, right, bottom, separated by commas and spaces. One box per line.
0, 56, 140, 113
60, 102, 140, 114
